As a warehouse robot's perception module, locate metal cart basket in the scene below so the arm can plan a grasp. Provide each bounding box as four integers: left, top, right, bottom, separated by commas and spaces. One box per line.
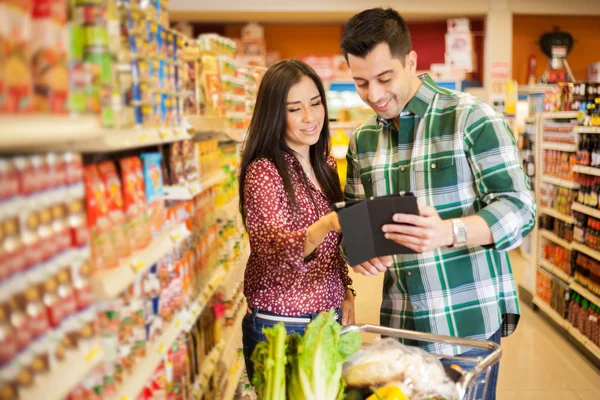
341, 324, 502, 400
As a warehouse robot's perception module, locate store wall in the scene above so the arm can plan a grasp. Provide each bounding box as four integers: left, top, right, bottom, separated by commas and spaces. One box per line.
216, 20, 484, 81
512, 15, 600, 84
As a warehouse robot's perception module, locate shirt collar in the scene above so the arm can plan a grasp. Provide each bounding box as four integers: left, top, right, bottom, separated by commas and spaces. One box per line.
376, 73, 439, 127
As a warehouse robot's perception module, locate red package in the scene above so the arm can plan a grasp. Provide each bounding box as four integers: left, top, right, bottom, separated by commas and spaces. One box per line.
71, 248, 94, 311
65, 153, 83, 185
67, 184, 89, 247
98, 161, 130, 259
19, 195, 44, 268
0, 200, 26, 280
119, 157, 149, 250
0, 159, 20, 201
83, 165, 117, 271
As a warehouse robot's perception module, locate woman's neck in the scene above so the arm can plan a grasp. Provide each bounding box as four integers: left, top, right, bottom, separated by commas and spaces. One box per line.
286, 142, 310, 163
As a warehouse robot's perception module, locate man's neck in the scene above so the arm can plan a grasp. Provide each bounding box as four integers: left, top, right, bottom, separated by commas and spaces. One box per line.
391, 76, 423, 131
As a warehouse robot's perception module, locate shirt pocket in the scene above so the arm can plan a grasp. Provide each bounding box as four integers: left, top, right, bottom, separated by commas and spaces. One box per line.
412, 157, 462, 215
359, 170, 387, 198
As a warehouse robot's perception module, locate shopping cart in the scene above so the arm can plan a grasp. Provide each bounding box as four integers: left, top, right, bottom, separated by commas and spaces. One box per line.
340, 324, 502, 400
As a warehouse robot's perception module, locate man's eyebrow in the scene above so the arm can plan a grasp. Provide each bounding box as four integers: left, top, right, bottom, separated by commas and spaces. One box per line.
352, 69, 394, 81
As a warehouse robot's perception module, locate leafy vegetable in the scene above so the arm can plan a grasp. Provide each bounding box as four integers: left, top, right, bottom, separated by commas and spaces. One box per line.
251, 310, 362, 400
286, 310, 362, 400
251, 322, 288, 400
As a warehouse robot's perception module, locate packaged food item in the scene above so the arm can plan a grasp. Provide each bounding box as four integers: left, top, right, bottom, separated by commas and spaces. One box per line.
19, 274, 50, 341
140, 152, 166, 236
41, 264, 63, 328
83, 164, 117, 271
0, 361, 20, 400
0, 288, 18, 367
120, 156, 149, 249
66, 183, 89, 248
0, 200, 26, 280
31, 0, 69, 113
71, 247, 94, 311
2, 0, 33, 113
97, 161, 130, 259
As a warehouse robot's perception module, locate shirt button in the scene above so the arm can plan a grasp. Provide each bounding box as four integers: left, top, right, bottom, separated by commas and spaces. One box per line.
431, 163, 437, 169
400, 166, 405, 172
407, 271, 412, 276
412, 305, 419, 311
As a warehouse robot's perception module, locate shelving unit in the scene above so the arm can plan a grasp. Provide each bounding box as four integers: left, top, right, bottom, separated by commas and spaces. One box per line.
540, 207, 576, 224
91, 224, 190, 300
222, 356, 245, 400
19, 341, 103, 400
572, 165, 600, 177
533, 297, 600, 362
540, 175, 580, 189
539, 258, 573, 283
163, 171, 227, 201
533, 111, 600, 366
574, 126, 600, 134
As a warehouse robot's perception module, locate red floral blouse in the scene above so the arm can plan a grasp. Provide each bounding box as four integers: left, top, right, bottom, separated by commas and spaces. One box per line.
243, 152, 352, 316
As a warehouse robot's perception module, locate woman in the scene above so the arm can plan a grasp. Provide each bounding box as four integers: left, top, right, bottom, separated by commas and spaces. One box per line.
239, 60, 355, 381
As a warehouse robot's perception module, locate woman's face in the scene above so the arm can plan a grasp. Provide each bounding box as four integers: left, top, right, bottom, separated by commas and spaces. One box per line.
284, 75, 325, 154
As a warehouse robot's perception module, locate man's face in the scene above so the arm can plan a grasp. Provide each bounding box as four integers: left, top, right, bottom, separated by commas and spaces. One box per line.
347, 43, 417, 120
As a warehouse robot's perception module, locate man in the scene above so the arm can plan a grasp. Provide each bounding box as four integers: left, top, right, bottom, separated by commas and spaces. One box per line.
341, 8, 535, 399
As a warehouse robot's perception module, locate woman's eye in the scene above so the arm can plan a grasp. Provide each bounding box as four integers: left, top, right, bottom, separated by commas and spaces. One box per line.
311, 101, 322, 107
288, 108, 300, 113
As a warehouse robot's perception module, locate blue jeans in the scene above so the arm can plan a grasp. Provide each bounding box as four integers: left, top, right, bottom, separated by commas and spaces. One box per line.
440, 328, 502, 400
242, 308, 342, 383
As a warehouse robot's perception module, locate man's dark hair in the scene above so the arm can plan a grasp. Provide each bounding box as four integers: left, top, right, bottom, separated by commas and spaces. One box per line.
341, 7, 412, 65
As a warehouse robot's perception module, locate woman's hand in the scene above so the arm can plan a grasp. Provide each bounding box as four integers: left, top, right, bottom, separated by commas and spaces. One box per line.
326, 212, 342, 232
341, 289, 355, 326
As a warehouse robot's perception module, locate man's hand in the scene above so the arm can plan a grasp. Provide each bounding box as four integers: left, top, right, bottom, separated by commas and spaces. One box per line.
352, 256, 393, 276
382, 204, 454, 253
341, 290, 355, 326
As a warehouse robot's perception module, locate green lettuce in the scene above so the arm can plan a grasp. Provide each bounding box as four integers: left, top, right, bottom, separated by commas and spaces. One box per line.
286, 310, 362, 400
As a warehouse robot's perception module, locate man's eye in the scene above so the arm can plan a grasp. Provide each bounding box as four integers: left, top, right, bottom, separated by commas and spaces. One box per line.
357, 83, 368, 88
379, 79, 391, 84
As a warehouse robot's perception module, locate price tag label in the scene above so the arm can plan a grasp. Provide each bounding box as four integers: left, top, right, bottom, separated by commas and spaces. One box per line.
138, 132, 149, 143
131, 260, 144, 272
122, 397, 131, 400
85, 346, 100, 362
174, 128, 186, 137
157, 343, 166, 355
193, 305, 201, 315
175, 319, 182, 329
171, 233, 181, 242
159, 128, 170, 140
189, 181, 201, 196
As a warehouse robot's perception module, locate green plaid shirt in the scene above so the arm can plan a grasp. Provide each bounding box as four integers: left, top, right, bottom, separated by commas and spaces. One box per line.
345, 74, 536, 355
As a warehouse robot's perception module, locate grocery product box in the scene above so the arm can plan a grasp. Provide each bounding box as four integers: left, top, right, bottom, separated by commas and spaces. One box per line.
445, 51, 475, 73
589, 62, 600, 83
445, 33, 473, 53
447, 18, 471, 33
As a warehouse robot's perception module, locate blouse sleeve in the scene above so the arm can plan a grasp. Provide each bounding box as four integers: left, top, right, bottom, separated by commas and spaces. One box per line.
244, 159, 312, 273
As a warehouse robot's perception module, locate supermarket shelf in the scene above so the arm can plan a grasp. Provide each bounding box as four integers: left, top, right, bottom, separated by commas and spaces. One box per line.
0, 114, 191, 152
540, 207, 576, 224
19, 341, 103, 400
194, 303, 246, 397
567, 323, 600, 361
541, 175, 580, 189
163, 171, 227, 201
541, 142, 578, 152
572, 165, 600, 177
539, 112, 579, 120
533, 296, 600, 363
220, 305, 246, 362
525, 116, 536, 124
572, 202, 600, 219
574, 126, 600, 134
115, 312, 187, 400
571, 241, 600, 262
539, 259, 573, 283
0, 115, 101, 151
540, 229, 573, 250
91, 224, 190, 300
222, 356, 244, 400
533, 296, 569, 329
221, 247, 250, 288
570, 281, 600, 309
521, 251, 532, 264
187, 115, 228, 135
193, 339, 226, 397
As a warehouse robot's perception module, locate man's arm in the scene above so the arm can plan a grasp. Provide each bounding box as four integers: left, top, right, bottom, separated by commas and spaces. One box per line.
383, 104, 535, 252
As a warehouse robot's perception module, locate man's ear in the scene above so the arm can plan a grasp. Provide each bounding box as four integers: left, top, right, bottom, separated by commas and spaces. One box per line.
407, 51, 418, 74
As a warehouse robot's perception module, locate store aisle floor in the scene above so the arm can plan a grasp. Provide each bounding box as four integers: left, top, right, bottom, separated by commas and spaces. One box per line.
349, 250, 600, 400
